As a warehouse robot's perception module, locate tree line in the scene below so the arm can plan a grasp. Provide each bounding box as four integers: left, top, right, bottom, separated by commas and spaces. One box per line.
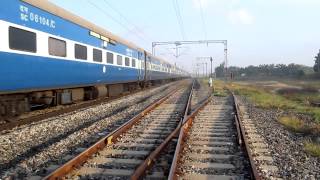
215, 63, 312, 78
314, 50, 320, 73
214, 50, 319, 79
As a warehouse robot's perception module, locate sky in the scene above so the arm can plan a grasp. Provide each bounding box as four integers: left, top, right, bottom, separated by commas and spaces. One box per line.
49, 0, 320, 72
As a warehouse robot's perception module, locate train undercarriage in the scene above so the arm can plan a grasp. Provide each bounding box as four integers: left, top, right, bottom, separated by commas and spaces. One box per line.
0, 79, 178, 121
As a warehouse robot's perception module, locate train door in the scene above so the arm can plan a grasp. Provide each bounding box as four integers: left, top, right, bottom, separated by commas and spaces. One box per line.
141, 51, 148, 86
138, 51, 144, 82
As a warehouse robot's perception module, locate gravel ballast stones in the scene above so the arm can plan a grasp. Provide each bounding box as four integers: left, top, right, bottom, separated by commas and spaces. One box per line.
0, 82, 183, 178
237, 96, 320, 180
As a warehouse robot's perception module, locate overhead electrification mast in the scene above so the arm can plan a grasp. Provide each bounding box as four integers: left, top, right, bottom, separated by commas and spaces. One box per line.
152, 40, 228, 79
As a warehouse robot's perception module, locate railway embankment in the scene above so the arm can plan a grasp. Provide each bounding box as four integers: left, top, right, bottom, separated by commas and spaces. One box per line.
218, 80, 320, 179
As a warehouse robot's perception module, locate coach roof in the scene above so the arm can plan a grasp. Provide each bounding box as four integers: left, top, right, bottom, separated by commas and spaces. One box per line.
22, 0, 144, 52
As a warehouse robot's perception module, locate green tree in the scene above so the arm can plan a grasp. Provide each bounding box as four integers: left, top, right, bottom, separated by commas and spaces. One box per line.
215, 63, 225, 77
314, 50, 320, 73
214, 62, 309, 79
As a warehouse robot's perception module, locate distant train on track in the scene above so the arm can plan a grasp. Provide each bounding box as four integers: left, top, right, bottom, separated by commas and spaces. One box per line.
0, 0, 189, 119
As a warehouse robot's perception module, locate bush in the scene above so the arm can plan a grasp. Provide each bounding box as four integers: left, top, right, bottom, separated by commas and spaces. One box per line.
278, 116, 309, 133
304, 141, 320, 157
228, 83, 320, 123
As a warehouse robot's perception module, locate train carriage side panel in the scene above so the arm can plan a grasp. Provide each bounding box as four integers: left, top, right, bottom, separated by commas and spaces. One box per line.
0, 0, 141, 93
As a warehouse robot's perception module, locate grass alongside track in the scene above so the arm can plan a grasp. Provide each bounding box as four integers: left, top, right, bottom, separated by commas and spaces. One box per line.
304, 141, 320, 157
212, 80, 228, 97
198, 78, 227, 96
215, 79, 320, 157
225, 81, 320, 123
232, 84, 294, 109
278, 116, 311, 133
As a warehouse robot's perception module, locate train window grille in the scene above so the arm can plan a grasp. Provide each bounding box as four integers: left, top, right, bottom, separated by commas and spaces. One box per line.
107, 52, 114, 64
125, 57, 130, 66
75, 44, 87, 60
117, 55, 122, 65
9, 26, 37, 53
132, 59, 136, 67
93, 49, 102, 62
49, 37, 66, 57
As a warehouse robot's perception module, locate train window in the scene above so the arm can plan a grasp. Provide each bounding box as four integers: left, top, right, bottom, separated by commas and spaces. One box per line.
132, 59, 136, 67
117, 55, 122, 65
125, 57, 130, 66
49, 37, 66, 57
75, 44, 87, 60
107, 52, 113, 64
9, 26, 36, 53
147, 62, 151, 69
93, 49, 102, 62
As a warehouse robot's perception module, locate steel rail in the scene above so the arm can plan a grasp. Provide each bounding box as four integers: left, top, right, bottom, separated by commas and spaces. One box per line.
131, 122, 181, 180
234, 114, 243, 145
232, 94, 261, 180
168, 94, 212, 180
168, 93, 261, 180
1, 82, 172, 131
130, 81, 195, 179
44, 85, 182, 180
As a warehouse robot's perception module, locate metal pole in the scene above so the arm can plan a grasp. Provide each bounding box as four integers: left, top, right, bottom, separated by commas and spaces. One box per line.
205, 62, 207, 77
196, 63, 199, 77
197, 66, 199, 77
224, 42, 228, 81
176, 45, 179, 59
210, 57, 213, 78
152, 43, 155, 56
151, 40, 228, 77
202, 63, 205, 77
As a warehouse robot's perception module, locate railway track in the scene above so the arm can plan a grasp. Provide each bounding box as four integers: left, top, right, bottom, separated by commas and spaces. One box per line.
190, 79, 211, 112
169, 92, 260, 179
8, 80, 269, 179
141, 79, 212, 178
45, 81, 194, 179
0, 82, 174, 132
235, 97, 280, 179
0, 81, 188, 179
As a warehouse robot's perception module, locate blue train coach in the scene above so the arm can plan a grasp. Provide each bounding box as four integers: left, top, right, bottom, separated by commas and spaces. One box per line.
0, 0, 188, 119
